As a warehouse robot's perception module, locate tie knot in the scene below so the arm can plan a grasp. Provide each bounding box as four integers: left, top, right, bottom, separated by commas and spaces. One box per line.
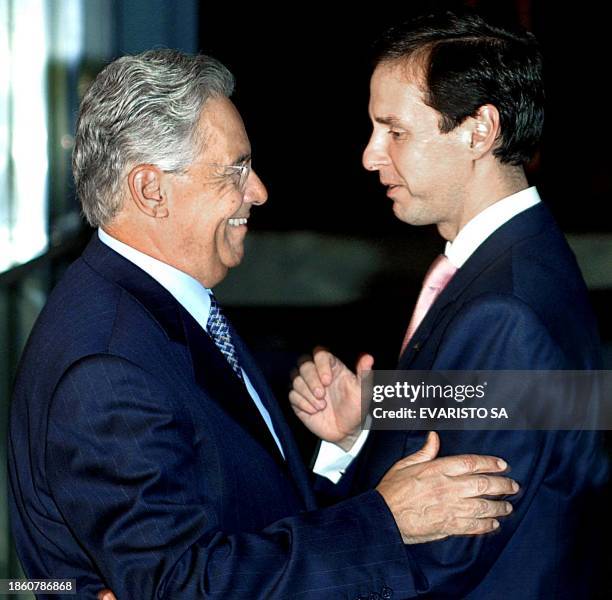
423, 254, 457, 291
209, 291, 220, 311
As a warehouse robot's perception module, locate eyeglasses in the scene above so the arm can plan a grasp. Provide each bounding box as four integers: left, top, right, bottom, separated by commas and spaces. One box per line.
205, 161, 252, 192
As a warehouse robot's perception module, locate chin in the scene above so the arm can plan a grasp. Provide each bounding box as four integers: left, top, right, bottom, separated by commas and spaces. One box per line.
393, 205, 419, 225
393, 201, 433, 227
220, 254, 244, 272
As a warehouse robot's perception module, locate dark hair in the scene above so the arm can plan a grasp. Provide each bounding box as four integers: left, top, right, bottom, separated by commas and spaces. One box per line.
373, 10, 544, 165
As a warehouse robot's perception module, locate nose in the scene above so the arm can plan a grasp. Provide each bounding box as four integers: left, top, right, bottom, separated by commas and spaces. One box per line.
362, 132, 389, 172
244, 169, 268, 206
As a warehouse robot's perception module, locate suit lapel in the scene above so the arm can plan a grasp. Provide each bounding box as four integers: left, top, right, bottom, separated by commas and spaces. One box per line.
82, 234, 287, 468
230, 327, 317, 507
180, 309, 287, 467
399, 203, 553, 367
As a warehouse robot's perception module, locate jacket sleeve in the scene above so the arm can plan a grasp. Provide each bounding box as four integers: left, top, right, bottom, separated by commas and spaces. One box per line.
45, 354, 418, 600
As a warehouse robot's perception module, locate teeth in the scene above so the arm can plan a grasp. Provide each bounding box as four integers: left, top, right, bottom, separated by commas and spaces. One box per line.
228, 218, 248, 226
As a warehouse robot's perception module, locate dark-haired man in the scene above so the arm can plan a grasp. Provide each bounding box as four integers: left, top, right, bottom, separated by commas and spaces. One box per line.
292, 11, 608, 598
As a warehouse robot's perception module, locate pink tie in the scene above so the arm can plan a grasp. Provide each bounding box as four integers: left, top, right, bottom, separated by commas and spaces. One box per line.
400, 254, 457, 354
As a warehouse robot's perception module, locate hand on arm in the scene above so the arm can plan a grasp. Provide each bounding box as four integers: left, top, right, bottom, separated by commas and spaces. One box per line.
289, 347, 373, 450
376, 432, 518, 544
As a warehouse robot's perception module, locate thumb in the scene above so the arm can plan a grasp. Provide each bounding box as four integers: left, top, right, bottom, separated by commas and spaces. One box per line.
97, 591, 116, 600
398, 431, 440, 467
355, 353, 374, 378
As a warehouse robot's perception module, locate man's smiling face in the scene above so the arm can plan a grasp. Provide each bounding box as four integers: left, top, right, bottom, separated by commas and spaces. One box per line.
162, 96, 268, 287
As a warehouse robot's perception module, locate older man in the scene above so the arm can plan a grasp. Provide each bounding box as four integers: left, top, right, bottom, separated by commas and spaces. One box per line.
291, 10, 608, 599
8, 50, 516, 599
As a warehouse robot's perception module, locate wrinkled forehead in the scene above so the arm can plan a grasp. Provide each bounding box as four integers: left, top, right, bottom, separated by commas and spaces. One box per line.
199, 96, 251, 161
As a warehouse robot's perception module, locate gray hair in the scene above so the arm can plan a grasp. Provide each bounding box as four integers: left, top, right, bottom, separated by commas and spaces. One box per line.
73, 49, 235, 227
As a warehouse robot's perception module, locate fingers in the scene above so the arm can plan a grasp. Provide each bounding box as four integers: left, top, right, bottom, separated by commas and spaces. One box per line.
426, 473, 518, 500
434, 453, 508, 477
395, 432, 440, 468
289, 390, 314, 416
355, 353, 374, 377
97, 590, 116, 600
292, 348, 340, 402
446, 517, 501, 536
313, 346, 336, 386
289, 382, 323, 415
296, 360, 327, 400
447, 495, 514, 535
455, 498, 513, 519
405, 514, 506, 543
459, 474, 520, 498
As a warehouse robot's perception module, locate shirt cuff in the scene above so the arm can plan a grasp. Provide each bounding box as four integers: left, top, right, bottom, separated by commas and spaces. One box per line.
312, 426, 370, 484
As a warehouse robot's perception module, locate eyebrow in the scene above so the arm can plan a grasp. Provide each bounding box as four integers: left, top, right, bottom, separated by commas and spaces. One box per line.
233, 152, 251, 165
374, 116, 408, 128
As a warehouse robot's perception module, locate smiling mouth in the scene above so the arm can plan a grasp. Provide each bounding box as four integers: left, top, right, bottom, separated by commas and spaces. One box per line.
228, 218, 248, 227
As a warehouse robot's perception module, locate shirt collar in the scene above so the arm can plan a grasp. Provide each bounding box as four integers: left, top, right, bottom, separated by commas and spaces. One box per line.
98, 228, 213, 331
445, 186, 541, 268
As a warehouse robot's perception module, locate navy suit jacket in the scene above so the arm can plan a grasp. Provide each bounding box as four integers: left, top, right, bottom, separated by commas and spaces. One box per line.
9, 235, 416, 599
345, 202, 609, 598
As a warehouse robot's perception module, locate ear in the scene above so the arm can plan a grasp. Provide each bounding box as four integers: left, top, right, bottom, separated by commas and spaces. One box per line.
127, 164, 169, 219
467, 104, 501, 157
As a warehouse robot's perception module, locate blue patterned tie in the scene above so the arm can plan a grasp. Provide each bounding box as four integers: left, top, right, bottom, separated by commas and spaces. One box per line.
207, 293, 243, 380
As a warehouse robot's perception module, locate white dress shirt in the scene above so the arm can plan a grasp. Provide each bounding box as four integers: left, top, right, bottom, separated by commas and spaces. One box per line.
314, 186, 542, 483
445, 186, 541, 268
98, 228, 285, 458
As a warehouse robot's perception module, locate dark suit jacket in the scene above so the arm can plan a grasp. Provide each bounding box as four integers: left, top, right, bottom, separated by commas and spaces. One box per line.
8, 235, 415, 599
345, 202, 609, 598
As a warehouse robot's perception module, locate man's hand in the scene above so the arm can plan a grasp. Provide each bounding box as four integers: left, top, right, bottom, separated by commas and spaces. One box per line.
97, 590, 116, 600
290, 347, 372, 450
378, 432, 518, 544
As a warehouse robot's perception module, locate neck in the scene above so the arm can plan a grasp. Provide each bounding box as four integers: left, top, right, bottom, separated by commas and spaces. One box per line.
103, 221, 167, 264
438, 164, 529, 242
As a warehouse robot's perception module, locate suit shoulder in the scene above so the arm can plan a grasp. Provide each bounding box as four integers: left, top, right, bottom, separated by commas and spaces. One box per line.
17, 256, 171, 388
509, 224, 588, 296
472, 219, 587, 301
27, 257, 121, 355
